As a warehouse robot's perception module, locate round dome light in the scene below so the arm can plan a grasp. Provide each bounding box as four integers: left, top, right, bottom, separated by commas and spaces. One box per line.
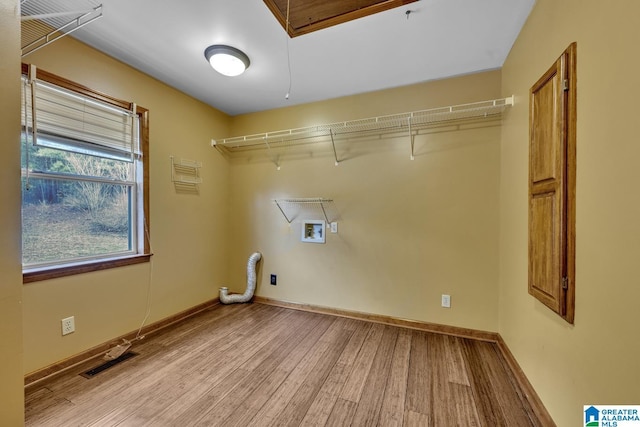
204, 45, 250, 77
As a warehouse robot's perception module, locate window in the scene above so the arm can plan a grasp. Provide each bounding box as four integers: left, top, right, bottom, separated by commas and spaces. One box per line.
528, 43, 576, 323
20, 64, 150, 283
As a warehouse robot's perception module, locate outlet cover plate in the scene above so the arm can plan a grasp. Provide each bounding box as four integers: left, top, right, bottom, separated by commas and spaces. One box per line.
62, 316, 75, 335
441, 295, 451, 308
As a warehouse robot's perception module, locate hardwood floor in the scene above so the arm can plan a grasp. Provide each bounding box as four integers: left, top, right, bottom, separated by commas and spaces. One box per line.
25, 303, 543, 426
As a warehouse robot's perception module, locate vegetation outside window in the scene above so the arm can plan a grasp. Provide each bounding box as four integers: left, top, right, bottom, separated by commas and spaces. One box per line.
20, 65, 150, 283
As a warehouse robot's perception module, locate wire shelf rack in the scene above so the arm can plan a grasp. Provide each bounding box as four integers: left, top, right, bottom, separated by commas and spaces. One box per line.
212, 97, 513, 163
273, 198, 335, 224
21, 0, 103, 57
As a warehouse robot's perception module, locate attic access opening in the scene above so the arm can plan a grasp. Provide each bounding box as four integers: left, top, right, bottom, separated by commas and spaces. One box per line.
264, 0, 418, 37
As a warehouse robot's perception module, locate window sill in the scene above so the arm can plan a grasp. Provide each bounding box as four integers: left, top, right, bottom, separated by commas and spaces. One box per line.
23, 254, 152, 284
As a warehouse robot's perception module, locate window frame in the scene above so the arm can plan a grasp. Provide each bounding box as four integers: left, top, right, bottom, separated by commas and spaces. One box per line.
21, 64, 151, 284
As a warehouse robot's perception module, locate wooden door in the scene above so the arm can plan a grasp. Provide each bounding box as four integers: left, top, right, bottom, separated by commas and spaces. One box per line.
528, 43, 576, 323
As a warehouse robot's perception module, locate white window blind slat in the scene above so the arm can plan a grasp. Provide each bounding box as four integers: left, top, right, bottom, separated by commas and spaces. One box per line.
21, 77, 139, 161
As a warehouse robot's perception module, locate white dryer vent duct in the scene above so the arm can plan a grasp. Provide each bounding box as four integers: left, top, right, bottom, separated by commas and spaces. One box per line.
219, 252, 262, 304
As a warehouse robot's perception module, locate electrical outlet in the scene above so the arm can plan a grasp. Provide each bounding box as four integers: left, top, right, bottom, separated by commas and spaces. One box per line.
441, 294, 451, 308
330, 222, 338, 233
270, 274, 277, 285
61, 316, 75, 335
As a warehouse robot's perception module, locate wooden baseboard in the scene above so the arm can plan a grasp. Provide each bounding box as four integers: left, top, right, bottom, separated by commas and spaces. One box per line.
253, 296, 499, 342
24, 298, 220, 389
495, 335, 556, 426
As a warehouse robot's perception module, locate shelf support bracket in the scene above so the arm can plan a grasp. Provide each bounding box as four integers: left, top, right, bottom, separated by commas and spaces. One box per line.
319, 201, 330, 223
329, 129, 339, 166
264, 136, 281, 170
274, 200, 293, 223
408, 116, 415, 160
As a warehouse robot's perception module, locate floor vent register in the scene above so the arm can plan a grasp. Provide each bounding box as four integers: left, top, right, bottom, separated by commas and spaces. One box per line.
80, 351, 138, 379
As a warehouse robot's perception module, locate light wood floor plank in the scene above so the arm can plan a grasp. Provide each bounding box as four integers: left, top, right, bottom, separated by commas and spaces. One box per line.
297, 320, 372, 427
469, 340, 540, 427
450, 382, 482, 427
325, 398, 357, 427
83, 304, 289, 427
338, 322, 385, 403
267, 324, 353, 427
217, 316, 343, 427
444, 334, 471, 386
247, 317, 358, 427
174, 310, 328, 426
405, 330, 432, 417
89, 306, 290, 426
25, 303, 543, 427
84, 305, 295, 427
377, 328, 411, 427
144, 306, 298, 424
404, 409, 430, 427
350, 325, 399, 426
462, 337, 506, 425
428, 333, 480, 426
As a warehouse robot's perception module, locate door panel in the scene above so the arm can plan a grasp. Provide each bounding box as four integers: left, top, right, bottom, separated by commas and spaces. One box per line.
528, 43, 576, 323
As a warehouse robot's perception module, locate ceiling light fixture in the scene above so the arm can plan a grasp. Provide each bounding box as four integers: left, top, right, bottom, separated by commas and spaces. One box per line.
204, 45, 250, 77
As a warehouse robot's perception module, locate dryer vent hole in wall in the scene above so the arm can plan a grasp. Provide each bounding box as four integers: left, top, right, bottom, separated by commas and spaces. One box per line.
270, 274, 277, 285
80, 352, 138, 379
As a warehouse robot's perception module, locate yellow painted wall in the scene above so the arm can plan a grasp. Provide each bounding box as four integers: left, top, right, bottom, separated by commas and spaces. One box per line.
499, 1, 640, 425
0, 0, 24, 424
225, 71, 503, 331
16, 3, 640, 425
22, 37, 231, 373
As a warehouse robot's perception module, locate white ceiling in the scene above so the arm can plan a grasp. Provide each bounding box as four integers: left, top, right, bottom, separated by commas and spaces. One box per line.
69, 0, 535, 116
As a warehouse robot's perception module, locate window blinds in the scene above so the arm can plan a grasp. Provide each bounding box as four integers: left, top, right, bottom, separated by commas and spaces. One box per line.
21, 75, 138, 161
